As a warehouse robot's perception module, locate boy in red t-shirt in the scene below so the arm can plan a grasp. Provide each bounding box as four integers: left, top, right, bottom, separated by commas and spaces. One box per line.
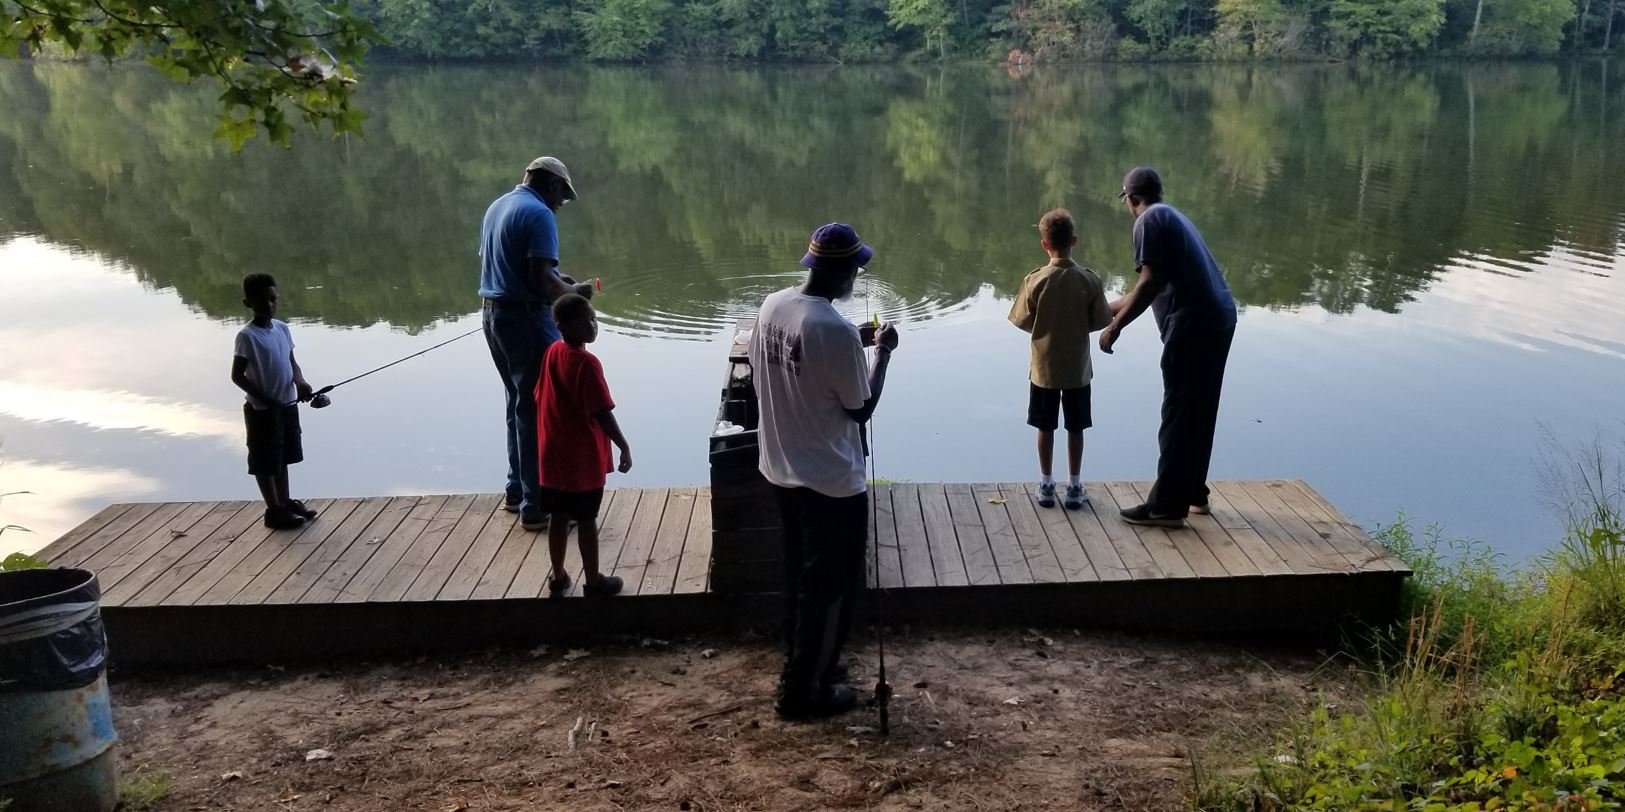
535, 294, 633, 597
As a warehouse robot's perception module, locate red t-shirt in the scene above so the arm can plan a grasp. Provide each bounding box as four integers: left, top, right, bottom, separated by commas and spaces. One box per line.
535, 342, 616, 493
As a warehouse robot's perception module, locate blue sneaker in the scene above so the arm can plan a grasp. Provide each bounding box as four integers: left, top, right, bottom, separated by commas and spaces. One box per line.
1035, 482, 1057, 509
1063, 484, 1087, 510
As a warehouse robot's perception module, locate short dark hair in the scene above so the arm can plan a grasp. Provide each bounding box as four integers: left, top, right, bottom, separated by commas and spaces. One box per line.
1039, 209, 1075, 248
553, 293, 593, 325
243, 273, 277, 299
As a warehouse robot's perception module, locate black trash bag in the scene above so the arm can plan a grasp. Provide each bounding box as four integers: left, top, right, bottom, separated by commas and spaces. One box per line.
0, 568, 109, 692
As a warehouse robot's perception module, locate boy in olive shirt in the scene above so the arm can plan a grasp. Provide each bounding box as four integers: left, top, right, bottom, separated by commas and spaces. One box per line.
1009, 209, 1112, 510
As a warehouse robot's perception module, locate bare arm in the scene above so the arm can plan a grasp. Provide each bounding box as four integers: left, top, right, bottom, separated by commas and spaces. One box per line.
529, 257, 592, 302
231, 356, 275, 406
595, 409, 633, 473
290, 351, 313, 401
1100, 264, 1163, 354
845, 325, 899, 425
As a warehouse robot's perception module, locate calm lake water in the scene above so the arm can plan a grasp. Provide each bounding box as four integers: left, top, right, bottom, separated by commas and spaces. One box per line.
2, 61, 1623, 561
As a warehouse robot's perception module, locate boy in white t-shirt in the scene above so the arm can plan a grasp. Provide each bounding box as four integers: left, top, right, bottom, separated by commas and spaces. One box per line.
231, 274, 317, 530
748, 223, 900, 721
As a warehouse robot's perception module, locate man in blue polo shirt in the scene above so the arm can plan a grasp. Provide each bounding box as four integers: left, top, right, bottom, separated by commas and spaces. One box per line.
480, 156, 594, 531
1100, 167, 1238, 527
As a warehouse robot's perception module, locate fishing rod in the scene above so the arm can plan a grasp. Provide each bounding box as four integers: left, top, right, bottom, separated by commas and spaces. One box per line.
865, 275, 892, 736
300, 325, 483, 409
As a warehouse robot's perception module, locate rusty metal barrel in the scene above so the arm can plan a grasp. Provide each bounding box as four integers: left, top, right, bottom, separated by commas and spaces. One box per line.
0, 568, 119, 812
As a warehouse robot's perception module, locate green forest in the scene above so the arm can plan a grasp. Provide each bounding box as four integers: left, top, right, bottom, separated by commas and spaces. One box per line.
354, 0, 1623, 63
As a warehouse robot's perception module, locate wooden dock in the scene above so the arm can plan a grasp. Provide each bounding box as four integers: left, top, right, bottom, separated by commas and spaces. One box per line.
38, 480, 1407, 666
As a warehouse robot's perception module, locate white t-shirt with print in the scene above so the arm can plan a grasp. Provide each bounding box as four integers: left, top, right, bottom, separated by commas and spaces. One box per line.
748, 289, 872, 498
234, 320, 296, 410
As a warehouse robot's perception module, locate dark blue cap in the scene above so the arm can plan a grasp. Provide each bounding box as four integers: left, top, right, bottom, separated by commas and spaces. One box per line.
800, 223, 874, 271
1120, 166, 1162, 201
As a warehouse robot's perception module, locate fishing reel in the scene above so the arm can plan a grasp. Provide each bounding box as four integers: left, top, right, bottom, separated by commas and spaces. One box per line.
307, 385, 335, 409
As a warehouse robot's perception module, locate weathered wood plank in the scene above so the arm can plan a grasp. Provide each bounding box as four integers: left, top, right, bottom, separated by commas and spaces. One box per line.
1212, 483, 1340, 574
125, 502, 268, 607
1239, 481, 1356, 574
35, 504, 133, 566
1278, 480, 1401, 572
1094, 484, 1187, 578
997, 483, 1068, 584
1124, 480, 1248, 578
337, 494, 450, 603
102, 502, 253, 605
918, 483, 968, 587
222, 496, 380, 607
425, 497, 513, 601
95, 500, 228, 594
674, 490, 713, 594
1049, 490, 1122, 582
891, 483, 937, 588
610, 487, 669, 594
1202, 490, 1292, 576
945, 483, 999, 587
74, 502, 191, 573
193, 499, 355, 605
370, 493, 480, 602
579, 488, 642, 598
470, 516, 539, 601
247, 496, 393, 605
972, 484, 1032, 585
870, 485, 906, 590
298, 496, 421, 604
1125, 482, 1227, 578
641, 488, 698, 596
51, 502, 158, 569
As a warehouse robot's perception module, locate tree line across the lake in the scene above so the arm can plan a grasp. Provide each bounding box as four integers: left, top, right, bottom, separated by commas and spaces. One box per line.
354, 0, 1622, 62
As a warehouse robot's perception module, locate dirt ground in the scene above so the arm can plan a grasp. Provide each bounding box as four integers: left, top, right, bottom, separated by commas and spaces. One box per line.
109, 628, 1350, 811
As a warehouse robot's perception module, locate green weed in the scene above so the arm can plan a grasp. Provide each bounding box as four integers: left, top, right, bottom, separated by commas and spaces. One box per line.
118, 766, 172, 811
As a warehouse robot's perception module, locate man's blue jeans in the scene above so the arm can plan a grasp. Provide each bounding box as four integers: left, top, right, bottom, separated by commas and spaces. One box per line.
482, 301, 560, 517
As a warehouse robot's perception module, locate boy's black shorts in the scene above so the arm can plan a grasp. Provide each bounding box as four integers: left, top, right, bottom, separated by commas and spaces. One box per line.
538, 487, 605, 522
1027, 383, 1092, 433
244, 403, 304, 476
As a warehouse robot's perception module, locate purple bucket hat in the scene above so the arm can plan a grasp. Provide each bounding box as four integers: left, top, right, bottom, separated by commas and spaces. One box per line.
800, 223, 874, 271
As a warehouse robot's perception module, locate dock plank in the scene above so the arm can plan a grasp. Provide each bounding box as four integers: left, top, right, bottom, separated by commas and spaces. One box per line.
870, 485, 906, 589
299, 496, 421, 604
75, 502, 192, 574
471, 517, 539, 600
94, 501, 228, 595
641, 488, 698, 596
50, 503, 159, 569
425, 498, 512, 601
610, 487, 669, 594
338, 494, 450, 602
996, 484, 1068, 584
1125, 483, 1228, 578
1033, 485, 1109, 582
1093, 485, 1183, 578
973, 485, 1032, 585
1276, 480, 1400, 572
193, 499, 355, 605
673, 490, 713, 594
946, 484, 999, 586
369, 494, 480, 602
35, 504, 133, 566
247, 496, 393, 605
1202, 490, 1292, 576
580, 489, 642, 598
102, 502, 254, 605
1238, 481, 1355, 574
124, 502, 268, 607
918, 484, 968, 587
1212, 483, 1339, 574
891, 484, 937, 588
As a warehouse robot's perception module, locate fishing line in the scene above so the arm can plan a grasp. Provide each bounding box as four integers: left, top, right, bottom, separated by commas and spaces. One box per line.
299, 325, 483, 408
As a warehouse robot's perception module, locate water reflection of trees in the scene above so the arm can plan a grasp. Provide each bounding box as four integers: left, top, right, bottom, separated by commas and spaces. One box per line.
0, 61, 1620, 333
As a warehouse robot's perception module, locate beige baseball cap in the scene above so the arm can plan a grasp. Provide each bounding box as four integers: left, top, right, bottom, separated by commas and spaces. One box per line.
524, 156, 577, 201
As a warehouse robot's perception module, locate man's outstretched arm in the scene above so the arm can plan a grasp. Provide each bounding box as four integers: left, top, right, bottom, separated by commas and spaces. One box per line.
1100, 264, 1162, 354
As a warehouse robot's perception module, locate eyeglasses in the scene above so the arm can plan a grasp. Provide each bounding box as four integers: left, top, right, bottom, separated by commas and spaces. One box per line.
1117, 189, 1130, 200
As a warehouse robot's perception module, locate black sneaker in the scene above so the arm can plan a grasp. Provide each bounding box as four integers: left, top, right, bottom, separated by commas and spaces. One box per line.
286, 499, 319, 520
776, 685, 859, 721
503, 494, 522, 513
520, 510, 548, 532
1190, 500, 1212, 516
548, 573, 571, 595
264, 508, 307, 530
1119, 503, 1186, 528
583, 574, 623, 597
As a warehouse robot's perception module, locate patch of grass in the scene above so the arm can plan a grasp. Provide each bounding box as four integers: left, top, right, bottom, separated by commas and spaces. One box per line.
118, 766, 172, 811
1, 552, 45, 572
1192, 452, 1625, 812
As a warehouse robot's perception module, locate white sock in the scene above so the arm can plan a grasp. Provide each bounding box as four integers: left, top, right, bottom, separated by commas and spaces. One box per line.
1040, 474, 1054, 487
1068, 475, 1081, 488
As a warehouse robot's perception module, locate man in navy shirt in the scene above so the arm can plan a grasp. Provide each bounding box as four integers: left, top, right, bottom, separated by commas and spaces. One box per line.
1100, 167, 1237, 527
480, 156, 594, 530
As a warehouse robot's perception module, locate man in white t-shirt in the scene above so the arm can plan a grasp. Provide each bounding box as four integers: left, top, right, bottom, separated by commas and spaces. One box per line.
748, 223, 900, 720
